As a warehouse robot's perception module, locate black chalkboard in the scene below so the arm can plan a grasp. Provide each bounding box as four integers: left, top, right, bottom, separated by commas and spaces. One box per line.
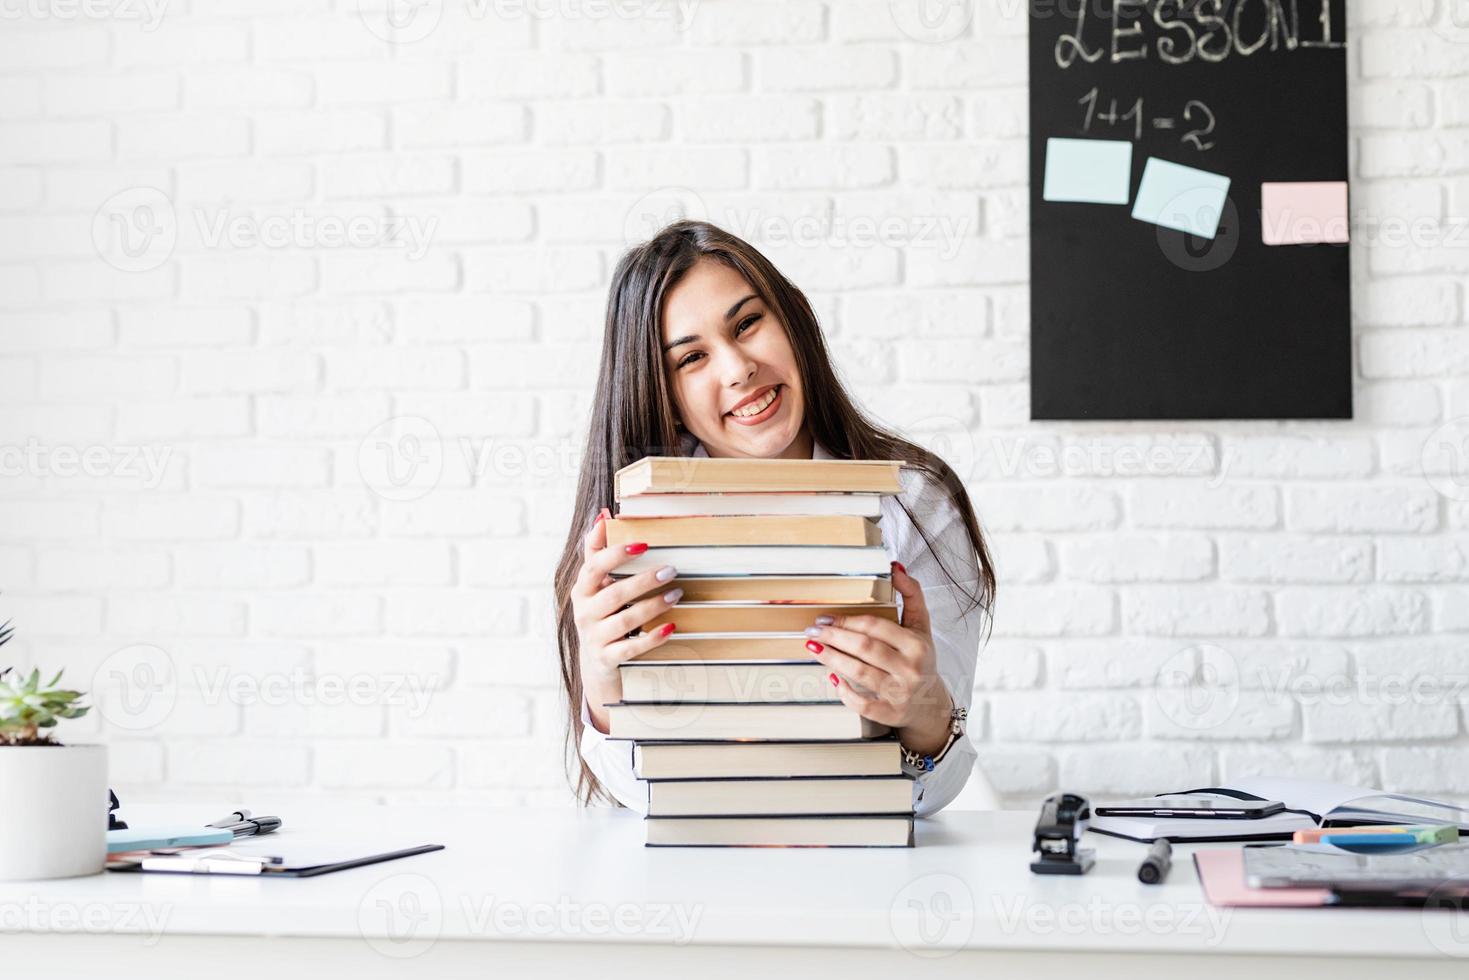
1028, 0, 1352, 420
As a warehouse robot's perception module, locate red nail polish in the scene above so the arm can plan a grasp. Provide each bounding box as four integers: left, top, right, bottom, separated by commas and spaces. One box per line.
625, 542, 648, 555
828, 672, 839, 686
893, 560, 906, 575
805, 640, 824, 654
659, 623, 676, 637
594, 508, 609, 525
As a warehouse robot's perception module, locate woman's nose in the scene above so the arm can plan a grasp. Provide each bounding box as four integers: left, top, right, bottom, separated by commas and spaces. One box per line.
718, 346, 758, 387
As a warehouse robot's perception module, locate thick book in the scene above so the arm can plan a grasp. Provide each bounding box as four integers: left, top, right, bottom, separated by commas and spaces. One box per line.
645, 775, 914, 817
642, 602, 897, 635
645, 815, 914, 848
605, 701, 890, 741
615, 545, 892, 577
615, 456, 904, 500
606, 515, 882, 548
618, 492, 882, 518
630, 575, 893, 605
630, 632, 816, 662
620, 660, 836, 704
633, 739, 905, 780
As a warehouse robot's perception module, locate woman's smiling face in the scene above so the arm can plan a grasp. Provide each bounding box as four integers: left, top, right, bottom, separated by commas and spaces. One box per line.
661, 258, 811, 460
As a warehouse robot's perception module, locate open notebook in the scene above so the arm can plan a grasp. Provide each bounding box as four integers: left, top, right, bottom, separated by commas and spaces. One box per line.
1088, 777, 1469, 844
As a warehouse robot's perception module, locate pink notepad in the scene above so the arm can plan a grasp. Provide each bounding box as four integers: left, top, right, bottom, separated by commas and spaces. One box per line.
1194, 849, 1332, 907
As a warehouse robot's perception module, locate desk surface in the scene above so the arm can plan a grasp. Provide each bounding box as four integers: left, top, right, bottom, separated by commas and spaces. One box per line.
2, 803, 1464, 964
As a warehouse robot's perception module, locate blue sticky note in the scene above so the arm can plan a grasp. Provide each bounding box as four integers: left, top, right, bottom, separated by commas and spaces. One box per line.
1131, 157, 1231, 239
1043, 138, 1133, 205
108, 826, 233, 853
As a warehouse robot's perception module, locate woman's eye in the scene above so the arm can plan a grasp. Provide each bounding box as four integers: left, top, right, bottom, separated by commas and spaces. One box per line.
675, 314, 761, 369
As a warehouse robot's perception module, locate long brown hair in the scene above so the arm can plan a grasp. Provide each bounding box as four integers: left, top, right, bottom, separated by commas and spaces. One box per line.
553, 220, 996, 804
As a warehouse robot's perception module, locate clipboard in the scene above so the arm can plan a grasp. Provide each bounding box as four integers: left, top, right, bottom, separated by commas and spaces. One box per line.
111, 843, 444, 877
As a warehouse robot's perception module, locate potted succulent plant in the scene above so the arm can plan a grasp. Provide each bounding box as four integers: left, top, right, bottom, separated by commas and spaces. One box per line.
0, 618, 109, 880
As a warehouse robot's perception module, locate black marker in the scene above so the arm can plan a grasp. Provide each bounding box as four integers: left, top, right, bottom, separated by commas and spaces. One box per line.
1137, 838, 1172, 884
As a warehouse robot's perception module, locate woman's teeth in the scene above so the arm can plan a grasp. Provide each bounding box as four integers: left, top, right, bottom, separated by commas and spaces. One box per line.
731, 386, 779, 418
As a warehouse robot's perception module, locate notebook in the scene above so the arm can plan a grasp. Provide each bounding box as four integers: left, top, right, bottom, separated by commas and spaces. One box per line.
1090, 777, 1469, 844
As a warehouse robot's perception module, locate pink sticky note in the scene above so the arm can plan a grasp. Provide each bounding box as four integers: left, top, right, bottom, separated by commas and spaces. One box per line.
1260, 181, 1349, 245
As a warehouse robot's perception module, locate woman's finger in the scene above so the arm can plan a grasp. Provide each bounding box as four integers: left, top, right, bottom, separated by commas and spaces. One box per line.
583, 563, 679, 624
803, 624, 906, 674
581, 538, 653, 596
573, 508, 613, 597
812, 613, 920, 662
891, 560, 931, 635
602, 589, 685, 641
832, 673, 897, 725
806, 639, 896, 700
599, 621, 678, 670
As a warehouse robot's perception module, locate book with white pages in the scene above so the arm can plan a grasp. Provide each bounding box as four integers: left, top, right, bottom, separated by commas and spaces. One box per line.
1088, 777, 1469, 844
617, 492, 882, 518
614, 545, 892, 577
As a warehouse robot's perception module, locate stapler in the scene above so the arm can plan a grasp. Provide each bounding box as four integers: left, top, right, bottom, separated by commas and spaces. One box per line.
1030, 791, 1095, 875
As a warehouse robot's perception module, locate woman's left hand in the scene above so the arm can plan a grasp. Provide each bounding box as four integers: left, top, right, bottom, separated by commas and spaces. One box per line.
803, 560, 955, 755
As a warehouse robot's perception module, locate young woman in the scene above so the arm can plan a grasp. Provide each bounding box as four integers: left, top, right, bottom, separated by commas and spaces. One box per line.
552, 220, 998, 815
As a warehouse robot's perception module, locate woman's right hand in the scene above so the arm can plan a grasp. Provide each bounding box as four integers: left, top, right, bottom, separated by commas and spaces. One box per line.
572, 509, 684, 734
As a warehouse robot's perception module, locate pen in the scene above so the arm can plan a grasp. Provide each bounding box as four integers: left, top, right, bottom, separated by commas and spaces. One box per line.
1137, 839, 1173, 885
207, 810, 282, 839
220, 817, 281, 838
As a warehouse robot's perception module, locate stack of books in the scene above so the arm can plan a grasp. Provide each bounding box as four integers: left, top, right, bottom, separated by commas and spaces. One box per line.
604, 455, 916, 847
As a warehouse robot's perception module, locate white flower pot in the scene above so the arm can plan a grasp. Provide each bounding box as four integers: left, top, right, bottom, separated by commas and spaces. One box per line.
0, 743, 108, 880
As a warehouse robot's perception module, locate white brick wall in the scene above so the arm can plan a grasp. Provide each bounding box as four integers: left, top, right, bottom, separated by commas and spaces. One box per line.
1, 0, 1468, 808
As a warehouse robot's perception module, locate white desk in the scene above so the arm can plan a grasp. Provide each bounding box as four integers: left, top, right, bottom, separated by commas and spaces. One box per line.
3, 804, 1465, 978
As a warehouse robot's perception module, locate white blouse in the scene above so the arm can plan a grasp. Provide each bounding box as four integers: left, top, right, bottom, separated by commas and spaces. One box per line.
578, 435, 995, 816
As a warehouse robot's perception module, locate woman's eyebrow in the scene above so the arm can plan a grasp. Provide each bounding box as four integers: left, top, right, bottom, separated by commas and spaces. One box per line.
662, 293, 759, 353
